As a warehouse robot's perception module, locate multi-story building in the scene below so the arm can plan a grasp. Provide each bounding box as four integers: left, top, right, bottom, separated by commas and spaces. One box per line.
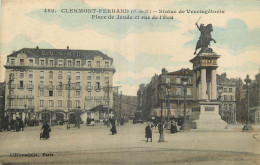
113, 92, 137, 120
249, 69, 260, 124
0, 82, 5, 130
137, 68, 193, 121
4, 47, 115, 124
236, 85, 247, 124
217, 73, 242, 123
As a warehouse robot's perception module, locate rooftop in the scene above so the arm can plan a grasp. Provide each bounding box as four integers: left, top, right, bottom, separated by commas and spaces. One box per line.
8, 47, 113, 61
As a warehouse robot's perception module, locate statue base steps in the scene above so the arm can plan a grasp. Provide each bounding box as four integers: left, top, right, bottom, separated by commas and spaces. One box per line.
191, 101, 228, 130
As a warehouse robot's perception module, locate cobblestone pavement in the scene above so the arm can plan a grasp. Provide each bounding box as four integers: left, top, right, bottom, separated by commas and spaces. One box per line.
0, 123, 259, 165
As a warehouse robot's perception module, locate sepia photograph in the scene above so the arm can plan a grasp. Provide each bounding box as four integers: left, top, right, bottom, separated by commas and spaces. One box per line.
0, 0, 259, 164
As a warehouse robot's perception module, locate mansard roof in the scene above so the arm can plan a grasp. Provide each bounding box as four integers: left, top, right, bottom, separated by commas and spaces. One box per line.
8, 48, 113, 61
167, 68, 193, 76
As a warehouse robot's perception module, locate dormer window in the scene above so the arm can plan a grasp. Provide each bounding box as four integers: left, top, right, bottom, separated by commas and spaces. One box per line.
20, 59, 24, 65
96, 61, 100, 68
40, 60, 45, 66
49, 60, 54, 66
105, 61, 109, 67
58, 60, 63, 66
76, 60, 81, 66
88, 61, 92, 68
11, 59, 15, 65
29, 59, 33, 66
68, 60, 72, 66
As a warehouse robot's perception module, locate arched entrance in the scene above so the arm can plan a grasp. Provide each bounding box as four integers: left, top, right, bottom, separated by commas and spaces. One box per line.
56, 113, 65, 125
42, 113, 50, 123
69, 113, 76, 124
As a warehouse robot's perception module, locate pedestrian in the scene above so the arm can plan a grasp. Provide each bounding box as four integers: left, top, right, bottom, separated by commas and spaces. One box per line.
110, 122, 117, 135
145, 122, 152, 142
19, 118, 24, 131
170, 120, 177, 134
41, 122, 51, 139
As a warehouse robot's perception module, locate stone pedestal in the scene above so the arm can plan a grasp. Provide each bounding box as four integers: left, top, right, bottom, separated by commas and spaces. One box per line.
190, 50, 227, 130
191, 101, 227, 129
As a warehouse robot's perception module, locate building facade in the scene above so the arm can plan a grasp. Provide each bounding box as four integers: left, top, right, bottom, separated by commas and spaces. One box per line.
217, 73, 242, 124
137, 68, 193, 121
249, 69, 260, 124
4, 47, 115, 124
113, 92, 137, 120
0, 82, 5, 129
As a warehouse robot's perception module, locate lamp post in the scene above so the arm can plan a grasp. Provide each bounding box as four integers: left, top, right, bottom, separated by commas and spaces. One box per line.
217, 86, 223, 119
180, 77, 190, 130
158, 86, 165, 142
67, 75, 71, 129
7, 73, 14, 131
242, 75, 254, 131
24, 104, 27, 127
166, 83, 171, 130
107, 80, 110, 127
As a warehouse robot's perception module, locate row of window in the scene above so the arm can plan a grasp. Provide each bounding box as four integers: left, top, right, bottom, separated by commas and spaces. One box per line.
10, 90, 109, 97
39, 100, 109, 108
8, 99, 108, 108
222, 95, 235, 101
222, 104, 235, 110
13, 71, 109, 81
223, 88, 234, 93
11, 59, 110, 68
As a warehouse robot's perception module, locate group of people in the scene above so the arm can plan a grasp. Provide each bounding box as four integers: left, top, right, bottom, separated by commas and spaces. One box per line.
0, 116, 24, 132
145, 120, 178, 142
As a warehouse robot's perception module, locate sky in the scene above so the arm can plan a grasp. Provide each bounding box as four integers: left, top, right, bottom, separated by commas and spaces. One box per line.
0, 0, 260, 96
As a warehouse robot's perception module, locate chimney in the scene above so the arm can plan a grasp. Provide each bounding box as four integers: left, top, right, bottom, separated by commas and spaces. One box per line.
67, 46, 69, 50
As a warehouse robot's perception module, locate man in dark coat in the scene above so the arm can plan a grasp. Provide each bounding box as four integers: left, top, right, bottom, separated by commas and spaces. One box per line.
145, 123, 152, 142
110, 125, 117, 135
170, 120, 177, 134
41, 122, 51, 139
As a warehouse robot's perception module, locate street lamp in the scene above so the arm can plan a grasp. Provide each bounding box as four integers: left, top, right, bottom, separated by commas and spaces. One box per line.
217, 86, 223, 119
24, 104, 27, 126
158, 86, 165, 142
166, 83, 171, 130
7, 72, 14, 131
242, 75, 254, 131
180, 77, 190, 130
67, 74, 71, 129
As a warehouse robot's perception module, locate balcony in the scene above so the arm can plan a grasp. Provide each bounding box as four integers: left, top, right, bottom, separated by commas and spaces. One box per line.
74, 85, 81, 90
94, 96, 103, 100
56, 86, 63, 90
9, 84, 16, 89
38, 85, 45, 90
17, 85, 25, 89
94, 86, 102, 91
27, 84, 34, 89
46, 85, 54, 90
27, 105, 35, 109
85, 86, 93, 91
17, 95, 25, 99
7, 95, 16, 99
85, 96, 93, 100
26, 95, 34, 99
75, 95, 82, 98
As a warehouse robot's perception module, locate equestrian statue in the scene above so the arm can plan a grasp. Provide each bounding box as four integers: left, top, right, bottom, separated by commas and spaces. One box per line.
194, 18, 217, 55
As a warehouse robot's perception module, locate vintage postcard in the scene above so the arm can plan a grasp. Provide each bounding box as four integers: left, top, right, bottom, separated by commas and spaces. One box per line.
0, 0, 260, 164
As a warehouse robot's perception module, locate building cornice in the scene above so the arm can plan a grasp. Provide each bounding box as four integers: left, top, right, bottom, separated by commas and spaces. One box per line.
4, 65, 116, 73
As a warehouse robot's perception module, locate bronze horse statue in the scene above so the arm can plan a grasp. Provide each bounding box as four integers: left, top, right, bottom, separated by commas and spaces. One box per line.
194, 23, 216, 55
